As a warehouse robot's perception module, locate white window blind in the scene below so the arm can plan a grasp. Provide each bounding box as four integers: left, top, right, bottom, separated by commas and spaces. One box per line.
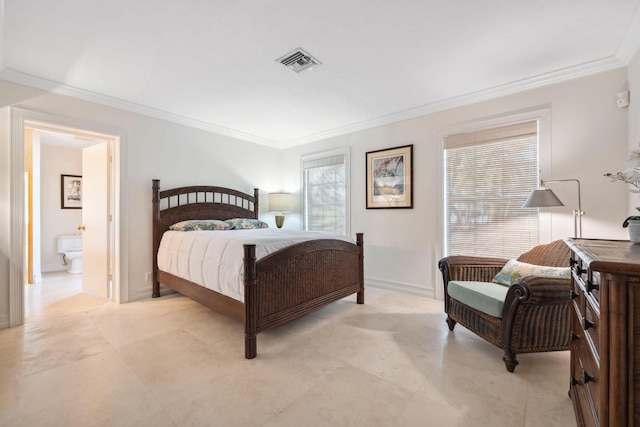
444, 120, 539, 258
302, 152, 347, 234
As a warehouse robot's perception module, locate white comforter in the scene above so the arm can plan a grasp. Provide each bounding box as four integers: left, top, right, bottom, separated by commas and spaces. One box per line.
157, 229, 354, 302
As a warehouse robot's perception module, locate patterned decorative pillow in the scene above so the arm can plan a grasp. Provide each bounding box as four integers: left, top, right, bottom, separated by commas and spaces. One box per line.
225, 218, 269, 229
169, 220, 231, 231
492, 259, 571, 286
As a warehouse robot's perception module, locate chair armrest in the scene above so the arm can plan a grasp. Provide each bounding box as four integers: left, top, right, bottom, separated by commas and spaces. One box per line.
501, 276, 572, 352
439, 255, 509, 284
504, 276, 571, 309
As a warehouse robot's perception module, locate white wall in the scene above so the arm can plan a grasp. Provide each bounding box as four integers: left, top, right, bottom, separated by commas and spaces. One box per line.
0, 106, 10, 326
40, 144, 83, 272
282, 68, 630, 297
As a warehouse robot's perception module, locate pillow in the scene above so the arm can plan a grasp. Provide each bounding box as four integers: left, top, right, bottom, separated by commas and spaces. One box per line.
169, 219, 231, 231
492, 259, 571, 286
225, 218, 269, 229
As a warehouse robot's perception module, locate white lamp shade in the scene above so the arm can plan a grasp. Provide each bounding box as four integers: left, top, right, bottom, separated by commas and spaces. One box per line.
522, 188, 565, 208
268, 193, 292, 212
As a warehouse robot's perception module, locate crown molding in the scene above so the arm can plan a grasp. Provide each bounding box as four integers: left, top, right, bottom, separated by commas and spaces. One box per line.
0, 68, 283, 148
281, 55, 627, 148
0, 54, 628, 150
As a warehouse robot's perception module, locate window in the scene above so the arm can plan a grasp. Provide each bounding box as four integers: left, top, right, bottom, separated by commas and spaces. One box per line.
444, 120, 539, 258
301, 149, 349, 235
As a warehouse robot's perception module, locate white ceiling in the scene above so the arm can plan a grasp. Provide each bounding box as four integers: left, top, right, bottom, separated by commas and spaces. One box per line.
35, 129, 104, 149
2, 1, 640, 148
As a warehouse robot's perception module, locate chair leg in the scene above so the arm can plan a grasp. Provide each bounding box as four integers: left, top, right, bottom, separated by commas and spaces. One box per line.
502, 351, 519, 372
446, 316, 457, 331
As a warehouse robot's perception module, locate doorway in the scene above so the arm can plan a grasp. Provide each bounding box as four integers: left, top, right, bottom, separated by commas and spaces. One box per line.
25, 127, 113, 300
9, 108, 123, 327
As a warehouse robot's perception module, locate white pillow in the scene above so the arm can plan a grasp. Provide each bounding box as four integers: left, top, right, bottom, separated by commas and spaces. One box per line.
492, 259, 570, 286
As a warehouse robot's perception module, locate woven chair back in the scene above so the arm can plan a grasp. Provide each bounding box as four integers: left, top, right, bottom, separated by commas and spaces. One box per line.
517, 240, 570, 267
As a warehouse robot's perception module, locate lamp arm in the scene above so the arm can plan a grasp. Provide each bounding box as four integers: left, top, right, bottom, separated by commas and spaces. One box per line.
541, 178, 583, 238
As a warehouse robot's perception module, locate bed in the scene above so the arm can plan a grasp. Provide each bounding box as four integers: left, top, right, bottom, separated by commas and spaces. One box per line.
152, 179, 364, 359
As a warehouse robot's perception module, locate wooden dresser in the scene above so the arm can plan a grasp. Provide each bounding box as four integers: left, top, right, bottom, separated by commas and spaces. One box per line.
565, 238, 640, 427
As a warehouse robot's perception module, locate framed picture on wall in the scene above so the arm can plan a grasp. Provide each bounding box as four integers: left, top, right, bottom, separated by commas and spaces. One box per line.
61, 174, 82, 209
366, 144, 413, 209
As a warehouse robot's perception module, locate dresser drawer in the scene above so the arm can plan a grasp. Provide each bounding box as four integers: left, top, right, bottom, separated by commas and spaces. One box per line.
571, 282, 599, 357
570, 384, 598, 427
587, 271, 600, 305
571, 348, 600, 427
578, 331, 600, 415
571, 254, 588, 285
582, 299, 600, 357
570, 305, 600, 426
571, 256, 600, 307
571, 279, 585, 316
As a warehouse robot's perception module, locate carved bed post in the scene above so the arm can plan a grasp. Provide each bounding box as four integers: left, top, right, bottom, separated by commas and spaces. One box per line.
244, 243, 258, 359
356, 233, 364, 304
253, 188, 259, 218
152, 179, 161, 298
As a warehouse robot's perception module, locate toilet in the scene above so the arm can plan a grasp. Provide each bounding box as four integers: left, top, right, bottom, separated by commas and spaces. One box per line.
57, 234, 83, 274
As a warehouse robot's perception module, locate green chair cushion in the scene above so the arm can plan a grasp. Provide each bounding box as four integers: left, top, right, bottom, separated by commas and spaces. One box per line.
447, 281, 510, 318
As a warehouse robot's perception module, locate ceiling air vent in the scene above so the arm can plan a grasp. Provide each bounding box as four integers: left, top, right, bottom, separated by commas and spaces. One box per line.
277, 48, 321, 73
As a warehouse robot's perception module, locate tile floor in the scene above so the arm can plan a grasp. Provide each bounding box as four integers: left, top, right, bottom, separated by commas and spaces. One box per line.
1, 272, 576, 426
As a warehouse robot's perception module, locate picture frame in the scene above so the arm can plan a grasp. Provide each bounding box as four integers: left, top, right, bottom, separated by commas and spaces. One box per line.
61, 174, 83, 209
366, 144, 413, 209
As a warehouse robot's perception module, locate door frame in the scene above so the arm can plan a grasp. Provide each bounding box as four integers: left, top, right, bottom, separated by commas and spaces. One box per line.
9, 107, 127, 327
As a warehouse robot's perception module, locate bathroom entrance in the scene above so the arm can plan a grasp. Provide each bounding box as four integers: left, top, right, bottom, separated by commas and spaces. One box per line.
24, 123, 115, 300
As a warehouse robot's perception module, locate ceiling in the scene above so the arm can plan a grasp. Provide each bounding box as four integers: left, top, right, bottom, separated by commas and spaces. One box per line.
34, 129, 105, 149
2, 1, 640, 148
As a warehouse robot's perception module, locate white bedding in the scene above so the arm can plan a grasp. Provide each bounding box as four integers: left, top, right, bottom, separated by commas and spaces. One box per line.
157, 229, 354, 302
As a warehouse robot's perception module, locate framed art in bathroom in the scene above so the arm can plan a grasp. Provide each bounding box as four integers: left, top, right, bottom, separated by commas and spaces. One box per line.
61, 174, 83, 209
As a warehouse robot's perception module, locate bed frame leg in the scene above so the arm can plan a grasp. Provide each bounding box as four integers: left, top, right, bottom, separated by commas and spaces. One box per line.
245, 335, 257, 359
152, 281, 160, 298
356, 232, 364, 305
244, 243, 258, 359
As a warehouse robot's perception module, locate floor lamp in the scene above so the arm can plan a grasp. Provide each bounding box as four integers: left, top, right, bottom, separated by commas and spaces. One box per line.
522, 179, 583, 238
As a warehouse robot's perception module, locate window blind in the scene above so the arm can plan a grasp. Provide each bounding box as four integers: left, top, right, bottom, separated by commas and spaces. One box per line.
444, 120, 539, 258
302, 153, 347, 234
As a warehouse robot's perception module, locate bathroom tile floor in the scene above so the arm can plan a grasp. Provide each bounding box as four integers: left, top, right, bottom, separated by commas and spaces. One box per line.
1, 272, 576, 426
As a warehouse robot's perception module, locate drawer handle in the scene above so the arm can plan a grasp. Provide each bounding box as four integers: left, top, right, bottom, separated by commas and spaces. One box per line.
586, 280, 599, 293
569, 258, 577, 267
573, 264, 586, 275
570, 290, 580, 300
571, 376, 580, 386
580, 370, 595, 384
582, 317, 595, 330
571, 331, 581, 341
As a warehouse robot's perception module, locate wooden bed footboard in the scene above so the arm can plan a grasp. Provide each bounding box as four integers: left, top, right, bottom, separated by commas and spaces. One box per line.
243, 234, 364, 358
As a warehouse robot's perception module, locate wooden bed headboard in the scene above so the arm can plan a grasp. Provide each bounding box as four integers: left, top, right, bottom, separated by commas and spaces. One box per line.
152, 179, 259, 272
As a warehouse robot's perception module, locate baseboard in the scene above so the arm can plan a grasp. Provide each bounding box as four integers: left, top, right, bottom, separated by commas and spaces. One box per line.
128, 286, 153, 301
42, 265, 67, 273
365, 277, 436, 298
128, 284, 176, 301
0, 313, 9, 329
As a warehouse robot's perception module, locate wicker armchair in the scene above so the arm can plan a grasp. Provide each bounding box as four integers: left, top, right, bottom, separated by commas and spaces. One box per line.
438, 240, 571, 372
